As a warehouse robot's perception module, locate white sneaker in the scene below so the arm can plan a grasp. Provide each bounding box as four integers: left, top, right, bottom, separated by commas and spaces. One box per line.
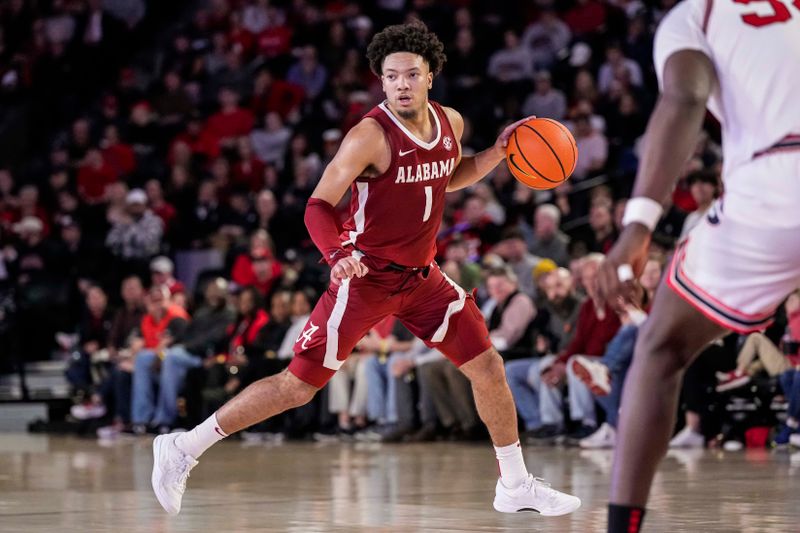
570, 355, 611, 396
152, 433, 199, 515
71, 402, 107, 420
493, 475, 581, 516
790, 433, 800, 448
669, 426, 704, 448
579, 422, 616, 449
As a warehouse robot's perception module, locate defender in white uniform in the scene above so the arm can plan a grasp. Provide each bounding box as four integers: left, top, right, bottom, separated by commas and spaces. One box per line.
597, 1, 800, 531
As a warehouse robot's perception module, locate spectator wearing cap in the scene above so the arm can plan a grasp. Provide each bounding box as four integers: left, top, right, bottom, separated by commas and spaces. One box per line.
680, 170, 720, 239
105, 188, 163, 266
130, 285, 190, 433
491, 229, 542, 298
231, 229, 282, 297
150, 256, 185, 297
526, 204, 570, 267
320, 129, 342, 171
8, 216, 51, 285
522, 71, 567, 121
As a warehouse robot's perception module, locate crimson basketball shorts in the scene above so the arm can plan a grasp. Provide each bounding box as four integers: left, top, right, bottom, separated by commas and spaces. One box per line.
288, 259, 492, 388
667, 194, 800, 334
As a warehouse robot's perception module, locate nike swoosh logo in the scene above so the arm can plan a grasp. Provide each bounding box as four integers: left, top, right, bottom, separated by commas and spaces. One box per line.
399, 148, 417, 156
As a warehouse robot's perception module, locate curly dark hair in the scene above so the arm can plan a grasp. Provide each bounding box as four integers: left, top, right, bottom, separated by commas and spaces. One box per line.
366, 20, 447, 77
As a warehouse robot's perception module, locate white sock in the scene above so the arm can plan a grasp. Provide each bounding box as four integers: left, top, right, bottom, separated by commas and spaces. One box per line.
175, 413, 227, 459
494, 441, 528, 489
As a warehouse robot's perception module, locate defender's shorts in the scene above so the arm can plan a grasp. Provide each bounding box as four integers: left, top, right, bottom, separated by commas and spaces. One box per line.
288, 259, 491, 388
667, 198, 800, 333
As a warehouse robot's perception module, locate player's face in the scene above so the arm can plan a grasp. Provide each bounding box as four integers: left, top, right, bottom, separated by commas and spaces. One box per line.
381, 52, 432, 120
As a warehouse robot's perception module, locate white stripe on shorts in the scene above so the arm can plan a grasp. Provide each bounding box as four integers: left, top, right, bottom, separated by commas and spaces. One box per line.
322, 251, 363, 371
431, 267, 466, 343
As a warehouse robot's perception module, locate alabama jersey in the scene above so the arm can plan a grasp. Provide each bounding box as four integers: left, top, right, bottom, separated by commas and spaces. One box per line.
340, 100, 459, 267
654, 0, 800, 227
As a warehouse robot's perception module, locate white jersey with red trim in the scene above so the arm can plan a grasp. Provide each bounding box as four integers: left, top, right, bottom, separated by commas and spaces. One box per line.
654, 0, 800, 227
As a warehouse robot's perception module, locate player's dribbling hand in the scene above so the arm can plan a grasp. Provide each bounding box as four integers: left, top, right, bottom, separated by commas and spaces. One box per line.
330, 256, 369, 286
494, 115, 537, 153
595, 223, 651, 313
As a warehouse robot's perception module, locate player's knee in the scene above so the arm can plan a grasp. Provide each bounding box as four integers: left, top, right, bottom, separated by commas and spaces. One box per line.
461, 348, 506, 386
280, 372, 318, 408
635, 322, 695, 375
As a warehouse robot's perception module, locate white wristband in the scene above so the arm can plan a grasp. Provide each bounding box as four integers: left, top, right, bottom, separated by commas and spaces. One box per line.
622, 197, 663, 231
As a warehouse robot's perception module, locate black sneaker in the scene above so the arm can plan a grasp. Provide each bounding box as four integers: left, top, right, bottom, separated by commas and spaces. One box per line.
406, 423, 442, 442
565, 424, 597, 446
526, 425, 564, 445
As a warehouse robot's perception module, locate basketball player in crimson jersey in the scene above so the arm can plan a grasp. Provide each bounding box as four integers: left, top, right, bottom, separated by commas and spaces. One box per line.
151, 21, 581, 517
595, 0, 800, 531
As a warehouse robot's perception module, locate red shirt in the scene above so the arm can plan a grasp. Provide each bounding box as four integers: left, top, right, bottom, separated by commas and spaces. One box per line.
228, 309, 270, 355
231, 253, 283, 296
340, 101, 458, 268
564, 0, 606, 35
140, 305, 190, 349
77, 162, 117, 201
152, 201, 177, 231
255, 26, 292, 58
202, 108, 255, 152
556, 298, 621, 364
250, 79, 305, 120
233, 156, 266, 191
102, 143, 137, 177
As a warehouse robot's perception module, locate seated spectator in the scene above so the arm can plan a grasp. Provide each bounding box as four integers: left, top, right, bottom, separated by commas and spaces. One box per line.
484, 266, 537, 360
598, 42, 643, 95
490, 229, 541, 298
249, 112, 291, 171
417, 354, 483, 441
572, 299, 652, 449
149, 256, 185, 297
105, 188, 163, 267
438, 195, 502, 262
66, 285, 113, 420
130, 286, 190, 433
529, 255, 620, 442
202, 286, 270, 418
526, 204, 570, 267
201, 86, 255, 156
717, 291, 800, 392
440, 234, 482, 292
570, 112, 608, 181
98, 275, 146, 433
362, 319, 417, 440
521, 9, 571, 69
145, 180, 178, 234
286, 45, 327, 101
231, 229, 283, 296
522, 71, 567, 121
277, 288, 315, 361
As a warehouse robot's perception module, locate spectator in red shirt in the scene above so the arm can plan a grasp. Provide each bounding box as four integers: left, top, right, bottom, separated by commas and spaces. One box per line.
145, 179, 177, 233
100, 124, 136, 178
232, 136, 266, 191
149, 255, 185, 297
249, 68, 304, 121
564, 0, 607, 38
201, 87, 255, 156
231, 229, 282, 297
78, 148, 118, 204
538, 254, 621, 440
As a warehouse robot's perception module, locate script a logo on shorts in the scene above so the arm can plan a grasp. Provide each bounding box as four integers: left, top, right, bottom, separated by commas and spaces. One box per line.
296, 321, 319, 350
443, 136, 452, 151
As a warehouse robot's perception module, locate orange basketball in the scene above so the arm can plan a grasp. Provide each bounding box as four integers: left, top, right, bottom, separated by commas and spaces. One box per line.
506, 118, 578, 190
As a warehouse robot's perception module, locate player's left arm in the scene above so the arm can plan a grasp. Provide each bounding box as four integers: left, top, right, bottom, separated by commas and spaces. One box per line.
444, 107, 535, 192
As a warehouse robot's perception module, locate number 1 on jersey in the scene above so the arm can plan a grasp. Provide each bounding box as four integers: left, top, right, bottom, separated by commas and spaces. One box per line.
422, 186, 432, 222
